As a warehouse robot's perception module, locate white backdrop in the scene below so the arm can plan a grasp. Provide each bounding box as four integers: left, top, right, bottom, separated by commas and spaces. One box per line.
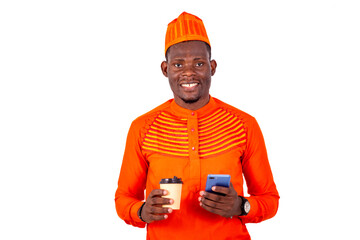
1, 1, 359, 239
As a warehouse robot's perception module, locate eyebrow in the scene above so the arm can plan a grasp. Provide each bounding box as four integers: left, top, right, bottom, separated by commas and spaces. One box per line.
171, 58, 185, 61
171, 57, 205, 61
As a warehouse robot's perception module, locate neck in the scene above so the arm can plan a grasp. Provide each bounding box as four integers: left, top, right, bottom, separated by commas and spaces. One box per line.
174, 95, 210, 111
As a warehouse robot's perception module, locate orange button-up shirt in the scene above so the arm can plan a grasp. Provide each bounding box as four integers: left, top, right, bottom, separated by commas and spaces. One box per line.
115, 96, 279, 240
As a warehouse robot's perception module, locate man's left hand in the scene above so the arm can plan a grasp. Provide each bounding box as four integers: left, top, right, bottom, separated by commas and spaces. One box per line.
198, 182, 242, 218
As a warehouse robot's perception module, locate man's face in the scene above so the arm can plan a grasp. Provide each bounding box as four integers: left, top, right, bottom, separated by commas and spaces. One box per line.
161, 41, 217, 110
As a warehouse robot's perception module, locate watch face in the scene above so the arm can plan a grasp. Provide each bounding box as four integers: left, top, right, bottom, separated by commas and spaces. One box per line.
244, 201, 251, 213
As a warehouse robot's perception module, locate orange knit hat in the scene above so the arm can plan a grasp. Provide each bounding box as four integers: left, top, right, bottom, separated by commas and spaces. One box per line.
165, 12, 211, 55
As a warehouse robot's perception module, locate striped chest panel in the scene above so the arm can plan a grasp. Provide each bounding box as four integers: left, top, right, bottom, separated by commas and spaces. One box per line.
142, 112, 189, 157
141, 108, 246, 158
198, 109, 246, 158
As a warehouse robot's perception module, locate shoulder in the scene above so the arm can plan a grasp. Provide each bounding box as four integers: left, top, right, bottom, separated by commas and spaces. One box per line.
213, 97, 256, 124
129, 99, 173, 130
213, 98, 264, 145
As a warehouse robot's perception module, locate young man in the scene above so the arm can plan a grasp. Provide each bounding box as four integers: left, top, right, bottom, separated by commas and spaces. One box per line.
115, 12, 279, 239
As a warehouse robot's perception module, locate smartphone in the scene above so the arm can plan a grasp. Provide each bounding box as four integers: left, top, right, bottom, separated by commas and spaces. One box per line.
205, 174, 231, 195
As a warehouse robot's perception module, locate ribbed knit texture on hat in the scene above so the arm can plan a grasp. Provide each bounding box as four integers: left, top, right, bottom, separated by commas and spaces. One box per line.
165, 12, 211, 55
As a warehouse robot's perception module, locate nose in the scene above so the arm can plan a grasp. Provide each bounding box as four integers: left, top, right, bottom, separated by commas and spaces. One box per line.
181, 64, 195, 77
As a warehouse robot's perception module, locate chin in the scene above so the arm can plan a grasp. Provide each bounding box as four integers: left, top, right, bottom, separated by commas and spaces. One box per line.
182, 98, 200, 104
179, 94, 201, 103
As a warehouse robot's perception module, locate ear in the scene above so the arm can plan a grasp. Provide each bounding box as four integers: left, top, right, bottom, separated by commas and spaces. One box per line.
161, 61, 168, 77
210, 59, 217, 76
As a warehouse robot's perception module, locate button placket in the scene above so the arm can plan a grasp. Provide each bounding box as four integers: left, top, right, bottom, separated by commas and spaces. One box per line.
187, 112, 200, 191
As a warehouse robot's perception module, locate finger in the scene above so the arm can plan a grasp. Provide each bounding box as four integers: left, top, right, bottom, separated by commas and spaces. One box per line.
145, 206, 173, 215
151, 197, 174, 206
200, 201, 228, 217
211, 185, 231, 195
149, 214, 169, 222
148, 189, 168, 198
200, 197, 230, 211
201, 199, 227, 210
202, 191, 230, 203
142, 205, 172, 223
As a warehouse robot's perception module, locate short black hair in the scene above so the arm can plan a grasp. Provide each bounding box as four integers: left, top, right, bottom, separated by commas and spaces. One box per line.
165, 41, 211, 61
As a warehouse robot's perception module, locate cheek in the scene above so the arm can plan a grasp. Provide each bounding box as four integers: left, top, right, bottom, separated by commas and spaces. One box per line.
168, 78, 179, 92
167, 73, 180, 86
197, 68, 212, 79
199, 73, 212, 86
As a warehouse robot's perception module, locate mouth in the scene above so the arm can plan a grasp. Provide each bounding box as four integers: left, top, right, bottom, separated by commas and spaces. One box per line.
180, 82, 199, 89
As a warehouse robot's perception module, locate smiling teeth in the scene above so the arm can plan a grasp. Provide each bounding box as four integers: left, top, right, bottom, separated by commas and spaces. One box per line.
181, 83, 198, 87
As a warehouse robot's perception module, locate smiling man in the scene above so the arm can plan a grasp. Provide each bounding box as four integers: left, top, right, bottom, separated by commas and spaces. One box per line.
115, 12, 279, 240
161, 40, 216, 110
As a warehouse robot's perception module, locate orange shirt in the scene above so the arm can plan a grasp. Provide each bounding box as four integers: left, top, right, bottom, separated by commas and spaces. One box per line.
115, 96, 279, 240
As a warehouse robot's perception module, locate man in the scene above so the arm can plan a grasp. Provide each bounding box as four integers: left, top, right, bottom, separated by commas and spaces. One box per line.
115, 12, 279, 239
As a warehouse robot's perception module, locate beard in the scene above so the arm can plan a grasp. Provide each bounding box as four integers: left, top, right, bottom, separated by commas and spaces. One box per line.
181, 95, 200, 104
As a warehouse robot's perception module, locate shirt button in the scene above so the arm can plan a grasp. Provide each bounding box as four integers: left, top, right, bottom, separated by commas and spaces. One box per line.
192, 146, 195, 151
191, 112, 195, 116
191, 128, 195, 132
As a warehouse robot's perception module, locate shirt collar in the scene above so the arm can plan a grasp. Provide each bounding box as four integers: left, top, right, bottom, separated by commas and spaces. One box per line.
169, 95, 217, 118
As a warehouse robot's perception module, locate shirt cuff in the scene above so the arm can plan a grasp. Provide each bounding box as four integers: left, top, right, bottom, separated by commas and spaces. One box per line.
131, 201, 147, 228
239, 196, 260, 223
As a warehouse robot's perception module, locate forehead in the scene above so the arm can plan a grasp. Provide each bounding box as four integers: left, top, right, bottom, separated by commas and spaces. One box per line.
167, 41, 209, 60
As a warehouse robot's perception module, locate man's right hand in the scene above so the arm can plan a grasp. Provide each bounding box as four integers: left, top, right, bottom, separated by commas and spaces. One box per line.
139, 189, 173, 223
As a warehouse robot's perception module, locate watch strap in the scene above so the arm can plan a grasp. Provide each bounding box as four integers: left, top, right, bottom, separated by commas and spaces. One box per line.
137, 202, 146, 222
239, 196, 249, 216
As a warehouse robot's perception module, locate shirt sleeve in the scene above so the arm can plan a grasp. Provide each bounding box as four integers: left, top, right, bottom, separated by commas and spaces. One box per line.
240, 116, 280, 223
114, 121, 148, 228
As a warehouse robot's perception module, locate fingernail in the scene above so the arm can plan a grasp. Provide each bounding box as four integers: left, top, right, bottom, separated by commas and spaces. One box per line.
168, 208, 173, 213
163, 190, 168, 195
164, 215, 168, 219
198, 197, 202, 202
199, 191, 204, 196
212, 186, 216, 191
169, 199, 174, 204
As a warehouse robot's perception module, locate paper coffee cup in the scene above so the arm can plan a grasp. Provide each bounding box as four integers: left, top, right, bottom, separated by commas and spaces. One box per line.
160, 176, 183, 210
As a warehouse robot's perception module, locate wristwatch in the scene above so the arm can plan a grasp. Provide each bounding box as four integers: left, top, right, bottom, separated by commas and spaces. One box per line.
239, 196, 250, 216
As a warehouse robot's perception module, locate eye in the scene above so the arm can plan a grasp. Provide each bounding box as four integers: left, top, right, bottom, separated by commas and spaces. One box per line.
195, 62, 204, 67
174, 63, 182, 68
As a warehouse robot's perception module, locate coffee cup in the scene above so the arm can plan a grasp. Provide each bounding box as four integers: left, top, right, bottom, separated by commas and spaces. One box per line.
160, 176, 183, 210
